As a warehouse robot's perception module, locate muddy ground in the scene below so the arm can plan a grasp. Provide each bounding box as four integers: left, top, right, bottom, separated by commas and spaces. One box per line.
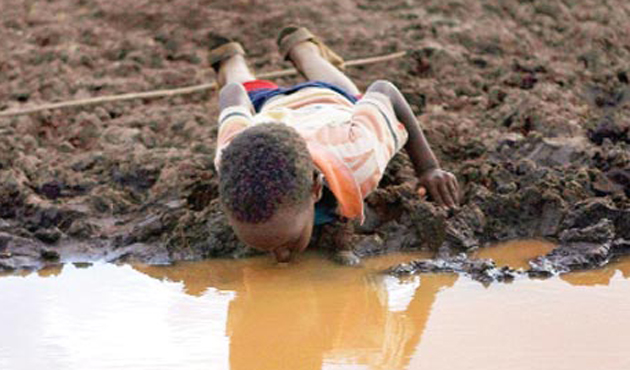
1, 0, 629, 276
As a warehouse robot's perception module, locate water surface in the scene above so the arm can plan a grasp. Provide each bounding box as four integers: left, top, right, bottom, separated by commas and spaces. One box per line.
1, 243, 629, 370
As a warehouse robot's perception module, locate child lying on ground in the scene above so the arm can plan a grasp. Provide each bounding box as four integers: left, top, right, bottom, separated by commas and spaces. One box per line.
211, 26, 460, 263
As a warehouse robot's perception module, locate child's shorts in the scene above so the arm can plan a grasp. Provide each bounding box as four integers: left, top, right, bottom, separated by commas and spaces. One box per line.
242, 79, 359, 112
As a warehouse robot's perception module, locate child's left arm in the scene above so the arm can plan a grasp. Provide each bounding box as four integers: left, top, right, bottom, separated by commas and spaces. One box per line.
365, 80, 460, 208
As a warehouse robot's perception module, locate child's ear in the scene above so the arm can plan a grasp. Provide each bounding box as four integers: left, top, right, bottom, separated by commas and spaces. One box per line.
312, 172, 323, 202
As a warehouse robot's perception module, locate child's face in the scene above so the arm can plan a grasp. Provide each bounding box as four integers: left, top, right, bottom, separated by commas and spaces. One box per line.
228, 201, 315, 263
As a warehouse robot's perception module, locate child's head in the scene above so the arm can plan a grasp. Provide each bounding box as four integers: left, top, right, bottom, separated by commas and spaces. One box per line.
219, 123, 322, 262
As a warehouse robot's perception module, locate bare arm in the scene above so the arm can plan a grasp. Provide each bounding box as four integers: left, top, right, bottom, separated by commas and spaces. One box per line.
366, 80, 439, 175
365, 80, 460, 208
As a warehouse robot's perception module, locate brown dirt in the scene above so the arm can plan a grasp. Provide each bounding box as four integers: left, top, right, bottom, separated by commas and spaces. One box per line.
1, 0, 629, 272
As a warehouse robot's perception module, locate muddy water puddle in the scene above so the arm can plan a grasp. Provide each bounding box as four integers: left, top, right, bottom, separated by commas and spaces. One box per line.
1, 243, 630, 370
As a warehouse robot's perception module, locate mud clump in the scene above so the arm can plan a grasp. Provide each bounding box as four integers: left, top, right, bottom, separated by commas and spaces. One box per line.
389, 254, 520, 284
1, 0, 630, 273
529, 213, 630, 276
163, 199, 259, 260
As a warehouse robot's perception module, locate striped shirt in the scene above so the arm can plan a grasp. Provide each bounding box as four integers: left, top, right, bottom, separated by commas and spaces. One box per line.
215, 87, 409, 222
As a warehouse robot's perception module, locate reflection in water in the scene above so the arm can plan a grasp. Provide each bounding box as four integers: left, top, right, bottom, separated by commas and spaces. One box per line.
560, 257, 630, 286
0, 244, 629, 370
134, 252, 453, 370
472, 239, 556, 269
37, 264, 64, 278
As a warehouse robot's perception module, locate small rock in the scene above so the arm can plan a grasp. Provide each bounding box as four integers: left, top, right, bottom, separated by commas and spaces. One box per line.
559, 218, 615, 244
592, 172, 625, 195
516, 158, 537, 175
497, 182, 518, 194
67, 219, 99, 238
38, 181, 63, 200
332, 250, 361, 266
529, 242, 612, 275
72, 262, 94, 269
34, 228, 62, 244
40, 249, 60, 261
587, 116, 629, 145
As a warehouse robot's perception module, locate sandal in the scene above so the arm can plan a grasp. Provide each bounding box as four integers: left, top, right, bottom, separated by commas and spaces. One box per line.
207, 33, 246, 73
277, 26, 345, 70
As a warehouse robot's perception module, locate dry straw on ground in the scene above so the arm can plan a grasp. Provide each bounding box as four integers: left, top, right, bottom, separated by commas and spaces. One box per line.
0, 51, 406, 118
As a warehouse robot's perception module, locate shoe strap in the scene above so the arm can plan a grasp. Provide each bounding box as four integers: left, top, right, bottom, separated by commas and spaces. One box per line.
208, 42, 245, 70
278, 27, 316, 60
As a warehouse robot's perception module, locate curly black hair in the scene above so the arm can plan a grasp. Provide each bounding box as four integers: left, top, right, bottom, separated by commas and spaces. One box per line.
218, 122, 314, 223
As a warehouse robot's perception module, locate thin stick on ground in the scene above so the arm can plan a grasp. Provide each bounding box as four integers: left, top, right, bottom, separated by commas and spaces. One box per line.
0, 51, 407, 118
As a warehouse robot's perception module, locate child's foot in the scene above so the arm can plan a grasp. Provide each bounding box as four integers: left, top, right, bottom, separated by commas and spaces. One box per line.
277, 26, 345, 70
207, 32, 246, 74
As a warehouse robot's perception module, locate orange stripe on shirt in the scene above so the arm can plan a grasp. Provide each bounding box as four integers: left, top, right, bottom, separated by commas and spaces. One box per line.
345, 151, 374, 172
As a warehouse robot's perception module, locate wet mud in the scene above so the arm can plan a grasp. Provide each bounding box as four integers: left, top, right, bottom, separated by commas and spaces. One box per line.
1, 0, 629, 275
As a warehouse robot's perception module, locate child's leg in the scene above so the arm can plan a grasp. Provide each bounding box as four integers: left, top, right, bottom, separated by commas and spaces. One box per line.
217, 54, 256, 87
288, 43, 360, 96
